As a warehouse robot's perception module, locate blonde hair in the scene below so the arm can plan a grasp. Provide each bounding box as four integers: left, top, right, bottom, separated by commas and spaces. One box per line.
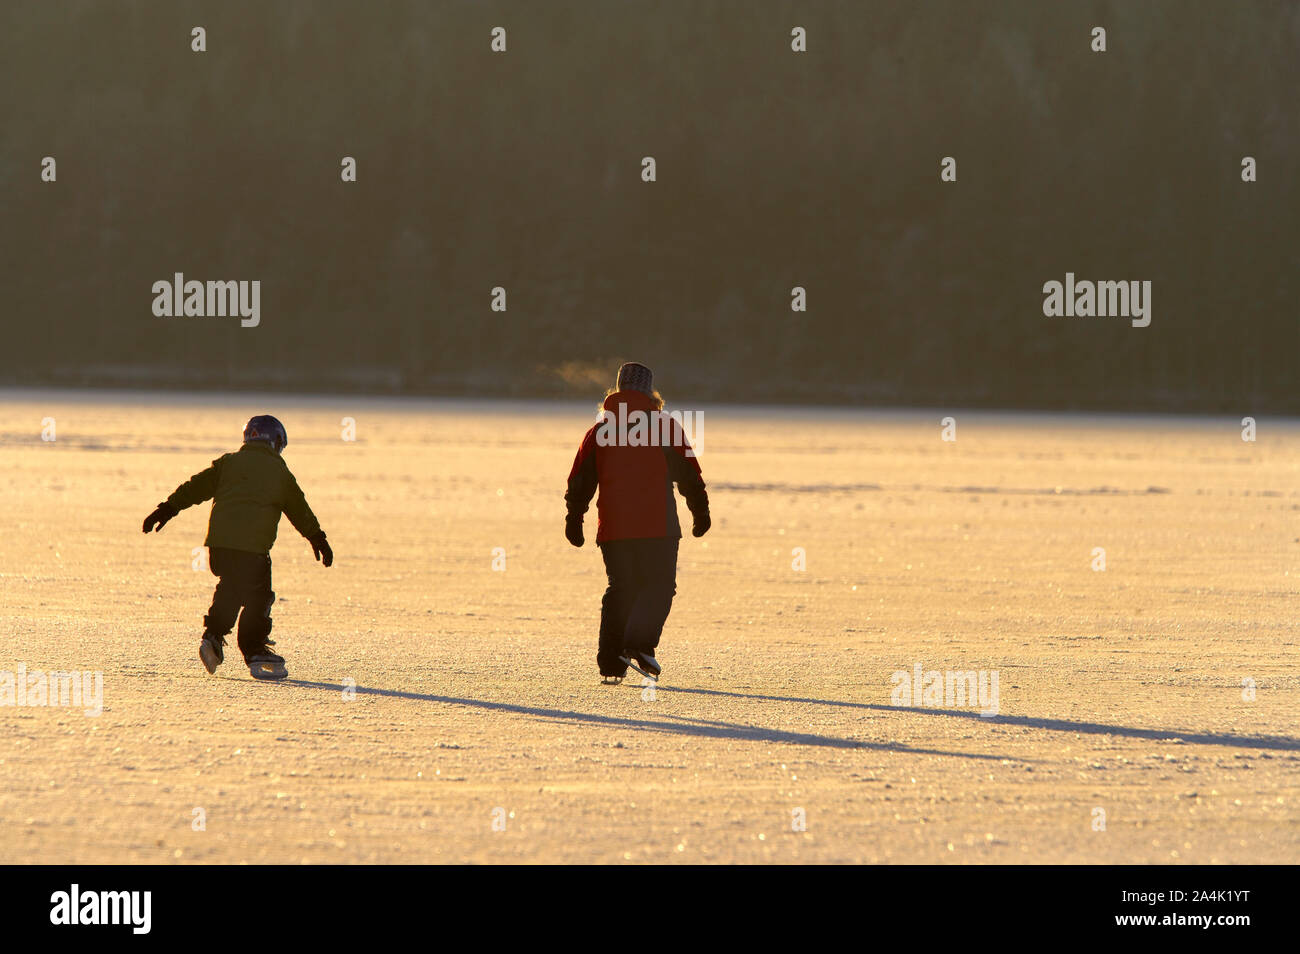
602, 386, 664, 411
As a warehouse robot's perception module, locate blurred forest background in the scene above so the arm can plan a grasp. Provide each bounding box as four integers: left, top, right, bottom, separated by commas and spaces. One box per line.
1, 0, 1296, 411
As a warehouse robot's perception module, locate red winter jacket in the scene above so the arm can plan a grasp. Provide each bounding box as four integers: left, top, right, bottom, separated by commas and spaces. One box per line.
566, 390, 708, 544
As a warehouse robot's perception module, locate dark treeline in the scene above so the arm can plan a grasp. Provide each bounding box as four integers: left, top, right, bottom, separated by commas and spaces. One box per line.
2, 1, 1296, 411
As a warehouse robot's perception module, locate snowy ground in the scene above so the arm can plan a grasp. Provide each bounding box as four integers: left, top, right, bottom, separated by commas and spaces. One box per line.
0, 391, 1296, 863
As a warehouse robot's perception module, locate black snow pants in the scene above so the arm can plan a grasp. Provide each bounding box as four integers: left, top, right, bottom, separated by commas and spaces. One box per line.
597, 537, 679, 676
203, 547, 276, 663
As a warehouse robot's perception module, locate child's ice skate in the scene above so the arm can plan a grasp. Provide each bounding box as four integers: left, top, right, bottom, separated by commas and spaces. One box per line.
619, 649, 661, 680
247, 640, 288, 681
199, 634, 226, 674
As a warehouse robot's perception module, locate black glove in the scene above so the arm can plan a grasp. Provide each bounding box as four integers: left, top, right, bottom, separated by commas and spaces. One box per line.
142, 502, 178, 533
692, 511, 711, 538
310, 532, 334, 567
565, 515, 584, 548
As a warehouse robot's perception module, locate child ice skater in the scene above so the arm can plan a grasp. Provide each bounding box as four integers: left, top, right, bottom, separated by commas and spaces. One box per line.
142, 415, 332, 681
565, 363, 709, 683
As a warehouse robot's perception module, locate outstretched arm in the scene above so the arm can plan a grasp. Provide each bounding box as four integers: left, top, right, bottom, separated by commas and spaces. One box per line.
166, 460, 222, 511
282, 473, 332, 566
144, 459, 222, 532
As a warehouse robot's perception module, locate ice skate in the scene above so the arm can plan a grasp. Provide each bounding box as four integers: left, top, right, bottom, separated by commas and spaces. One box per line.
199, 634, 226, 674
600, 675, 624, 685
619, 649, 660, 680
247, 640, 288, 681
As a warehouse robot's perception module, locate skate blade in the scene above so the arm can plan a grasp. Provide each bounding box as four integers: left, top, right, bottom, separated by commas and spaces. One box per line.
619, 656, 659, 681
248, 661, 288, 681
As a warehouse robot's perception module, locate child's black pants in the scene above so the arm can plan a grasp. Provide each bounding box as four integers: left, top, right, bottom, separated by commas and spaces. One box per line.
597, 537, 678, 676
203, 547, 276, 663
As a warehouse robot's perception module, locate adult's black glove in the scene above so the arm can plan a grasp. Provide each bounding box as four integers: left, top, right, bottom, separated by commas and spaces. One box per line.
692, 511, 711, 538
310, 532, 334, 567
565, 515, 584, 548
142, 502, 178, 533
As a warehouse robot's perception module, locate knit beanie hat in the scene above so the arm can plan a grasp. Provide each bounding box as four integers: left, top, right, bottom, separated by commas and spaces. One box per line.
615, 362, 654, 396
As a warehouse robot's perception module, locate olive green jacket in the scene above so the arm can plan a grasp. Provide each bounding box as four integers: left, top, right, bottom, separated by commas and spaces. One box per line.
165, 442, 322, 554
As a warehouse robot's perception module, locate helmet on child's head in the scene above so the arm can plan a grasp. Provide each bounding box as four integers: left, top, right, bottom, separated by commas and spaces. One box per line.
243, 415, 288, 454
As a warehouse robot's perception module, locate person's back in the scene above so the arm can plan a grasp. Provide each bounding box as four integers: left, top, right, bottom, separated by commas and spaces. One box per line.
172, 440, 321, 554
577, 388, 697, 543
